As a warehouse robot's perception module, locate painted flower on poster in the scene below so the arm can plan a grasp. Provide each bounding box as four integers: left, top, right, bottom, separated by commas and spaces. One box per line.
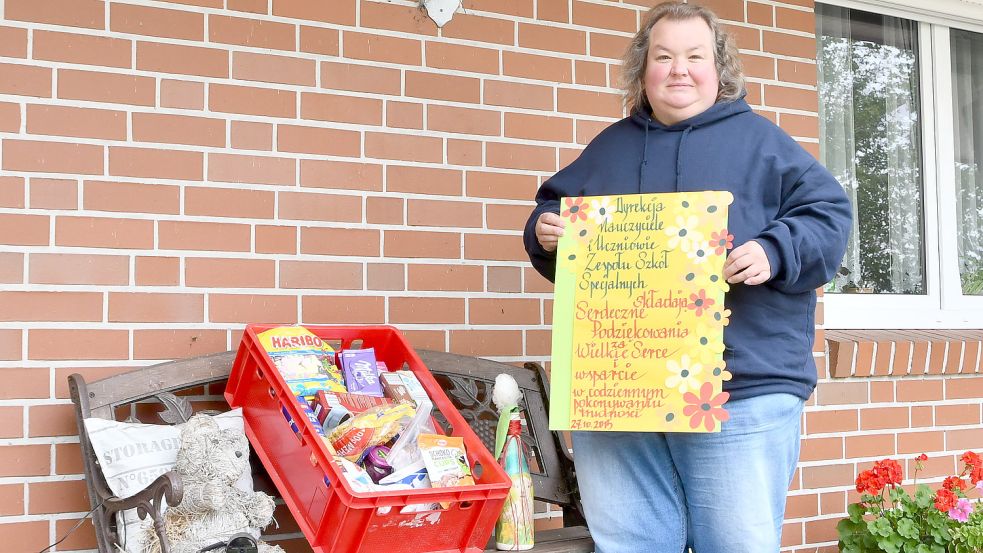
681, 382, 729, 431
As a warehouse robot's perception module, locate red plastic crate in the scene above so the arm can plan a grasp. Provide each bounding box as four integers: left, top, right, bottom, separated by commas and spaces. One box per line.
225, 324, 511, 553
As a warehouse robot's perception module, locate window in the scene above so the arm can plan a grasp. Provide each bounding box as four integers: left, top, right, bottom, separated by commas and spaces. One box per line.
951, 29, 983, 296
816, 1, 983, 328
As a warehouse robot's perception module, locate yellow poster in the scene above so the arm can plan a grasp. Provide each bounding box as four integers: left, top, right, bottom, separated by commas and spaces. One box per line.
549, 192, 733, 433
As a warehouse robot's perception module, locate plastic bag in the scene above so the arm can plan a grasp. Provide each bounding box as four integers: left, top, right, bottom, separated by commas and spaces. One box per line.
386, 399, 437, 471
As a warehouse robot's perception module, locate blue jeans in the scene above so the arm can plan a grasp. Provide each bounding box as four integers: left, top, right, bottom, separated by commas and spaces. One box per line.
571, 393, 804, 553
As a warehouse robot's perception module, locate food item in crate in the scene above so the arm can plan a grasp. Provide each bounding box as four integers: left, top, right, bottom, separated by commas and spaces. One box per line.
419, 433, 475, 490
380, 372, 414, 404
318, 404, 352, 434
361, 445, 394, 483
326, 402, 415, 462
378, 458, 431, 489
282, 394, 325, 437
311, 391, 392, 421
334, 457, 376, 493
338, 348, 384, 397
336, 456, 439, 514
396, 370, 431, 405
379, 459, 441, 513
257, 326, 346, 398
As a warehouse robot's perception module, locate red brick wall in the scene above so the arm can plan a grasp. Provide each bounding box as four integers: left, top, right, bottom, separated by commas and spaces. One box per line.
791, 331, 983, 550
0, 0, 909, 551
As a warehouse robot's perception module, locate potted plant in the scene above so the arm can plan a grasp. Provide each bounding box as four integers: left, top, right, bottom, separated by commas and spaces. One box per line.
838, 452, 983, 552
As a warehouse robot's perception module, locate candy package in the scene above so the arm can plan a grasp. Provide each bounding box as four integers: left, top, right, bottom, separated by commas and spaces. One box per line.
310, 390, 393, 434
339, 348, 384, 397
418, 434, 475, 490
257, 326, 346, 398
326, 402, 415, 462
396, 370, 431, 405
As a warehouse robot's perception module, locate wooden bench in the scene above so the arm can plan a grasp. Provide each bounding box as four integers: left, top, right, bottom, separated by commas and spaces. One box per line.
68, 349, 593, 553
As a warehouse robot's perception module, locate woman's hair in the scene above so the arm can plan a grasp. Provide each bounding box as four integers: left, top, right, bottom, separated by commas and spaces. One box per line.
621, 1, 746, 115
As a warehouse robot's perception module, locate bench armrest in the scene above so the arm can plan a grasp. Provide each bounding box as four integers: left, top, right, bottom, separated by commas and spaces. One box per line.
101, 470, 184, 553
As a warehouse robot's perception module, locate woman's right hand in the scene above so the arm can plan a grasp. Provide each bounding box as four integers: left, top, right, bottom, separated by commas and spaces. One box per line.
536, 212, 567, 252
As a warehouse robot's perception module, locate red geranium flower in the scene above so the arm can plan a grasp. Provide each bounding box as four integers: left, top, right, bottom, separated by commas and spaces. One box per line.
856, 470, 884, 495
935, 488, 958, 512
872, 459, 903, 487
971, 464, 983, 485
961, 451, 981, 467
688, 289, 715, 317
960, 451, 983, 484
709, 229, 734, 256
855, 459, 902, 496
913, 453, 928, 472
682, 382, 730, 432
943, 476, 967, 492
561, 197, 590, 223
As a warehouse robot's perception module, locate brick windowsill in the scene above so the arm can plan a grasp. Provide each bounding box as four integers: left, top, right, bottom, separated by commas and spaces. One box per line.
826, 330, 983, 378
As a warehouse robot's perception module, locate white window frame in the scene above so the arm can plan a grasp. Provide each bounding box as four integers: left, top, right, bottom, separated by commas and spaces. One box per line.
818, 0, 983, 329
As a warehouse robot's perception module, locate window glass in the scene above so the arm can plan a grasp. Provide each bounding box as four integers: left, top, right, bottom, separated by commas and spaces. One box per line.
817, 5, 926, 294
951, 29, 983, 296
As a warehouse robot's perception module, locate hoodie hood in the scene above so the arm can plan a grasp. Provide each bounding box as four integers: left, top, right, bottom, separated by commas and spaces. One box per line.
631, 97, 752, 193
630, 95, 752, 131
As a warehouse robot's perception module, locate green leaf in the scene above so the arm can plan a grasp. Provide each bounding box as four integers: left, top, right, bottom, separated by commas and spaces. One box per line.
928, 523, 951, 544
926, 511, 946, 530
889, 486, 910, 503
915, 485, 934, 509
870, 517, 894, 537
838, 517, 863, 538
897, 518, 919, 540
876, 532, 903, 553
849, 502, 867, 522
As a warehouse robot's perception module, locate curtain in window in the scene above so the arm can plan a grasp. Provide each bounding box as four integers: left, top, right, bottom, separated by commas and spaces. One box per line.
817, 7, 861, 290
817, 5, 925, 294
951, 30, 983, 295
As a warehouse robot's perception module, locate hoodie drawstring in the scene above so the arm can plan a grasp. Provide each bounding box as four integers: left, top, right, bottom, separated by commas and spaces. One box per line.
638, 117, 693, 194
639, 121, 650, 194
676, 126, 692, 192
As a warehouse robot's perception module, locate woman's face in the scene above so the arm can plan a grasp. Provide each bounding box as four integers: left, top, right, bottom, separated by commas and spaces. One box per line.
643, 17, 719, 125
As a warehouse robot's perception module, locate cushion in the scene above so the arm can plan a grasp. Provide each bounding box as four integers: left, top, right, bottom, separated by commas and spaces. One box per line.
83, 409, 252, 553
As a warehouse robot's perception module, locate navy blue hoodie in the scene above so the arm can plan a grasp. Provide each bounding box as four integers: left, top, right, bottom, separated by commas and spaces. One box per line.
524, 98, 852, 401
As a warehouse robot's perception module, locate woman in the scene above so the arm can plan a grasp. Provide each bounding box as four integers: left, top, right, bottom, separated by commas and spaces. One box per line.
522, 2, 852, 552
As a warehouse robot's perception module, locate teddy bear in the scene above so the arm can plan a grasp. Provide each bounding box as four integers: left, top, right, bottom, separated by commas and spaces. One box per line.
141, 413, 284, 553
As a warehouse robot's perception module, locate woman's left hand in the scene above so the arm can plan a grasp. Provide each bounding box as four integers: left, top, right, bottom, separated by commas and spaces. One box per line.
723, 240, 771, 285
